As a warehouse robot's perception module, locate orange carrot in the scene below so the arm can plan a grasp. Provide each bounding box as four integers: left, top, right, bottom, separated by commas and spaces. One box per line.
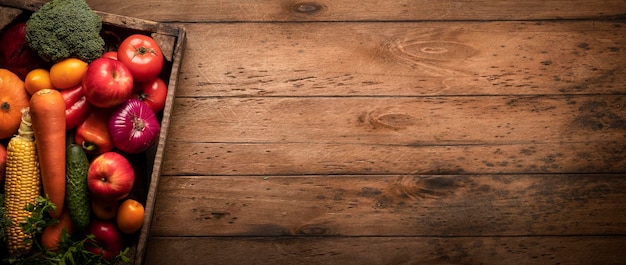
41, 208, 73, 251
30, 88, 66, 218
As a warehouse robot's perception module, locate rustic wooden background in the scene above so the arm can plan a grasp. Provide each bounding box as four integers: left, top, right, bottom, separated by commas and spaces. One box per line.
87, 1, 625, 264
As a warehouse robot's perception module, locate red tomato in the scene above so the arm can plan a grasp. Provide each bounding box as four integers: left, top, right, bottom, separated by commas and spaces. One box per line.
133, 77, 168, 113
101, 51, 118, 60
117, 34, 163, 82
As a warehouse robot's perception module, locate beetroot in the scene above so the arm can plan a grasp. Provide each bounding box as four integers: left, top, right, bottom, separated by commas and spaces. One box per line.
0, 22, 47, 80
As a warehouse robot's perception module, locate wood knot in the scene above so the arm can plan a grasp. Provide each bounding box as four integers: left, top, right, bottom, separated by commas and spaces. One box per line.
400, 41, 478, 61
383, 32, 478, 75
296, 223, 333, 236
291, 2, 324, 15
389, 176, 460, 200
363, 109, 418, 130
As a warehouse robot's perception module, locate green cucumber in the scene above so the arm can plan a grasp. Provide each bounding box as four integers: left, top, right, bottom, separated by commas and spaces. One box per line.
65, 144, 90, 231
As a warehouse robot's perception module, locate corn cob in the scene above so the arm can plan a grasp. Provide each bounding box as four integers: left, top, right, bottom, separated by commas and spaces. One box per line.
4, 108, 40, 256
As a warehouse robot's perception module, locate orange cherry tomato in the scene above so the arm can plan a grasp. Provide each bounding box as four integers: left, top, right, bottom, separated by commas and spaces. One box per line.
50, 58, 88, 89
24, 69, 54, 95
116, 198, 145, 234
91, 197, 119, 220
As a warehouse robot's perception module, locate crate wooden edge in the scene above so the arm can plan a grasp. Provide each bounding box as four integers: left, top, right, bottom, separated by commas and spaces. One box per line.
134, 25, 186, 265
0, 0, 179, 33
0, 1, 187, 264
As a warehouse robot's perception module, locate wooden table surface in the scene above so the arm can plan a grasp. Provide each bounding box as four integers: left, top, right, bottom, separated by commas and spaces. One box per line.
83, 1, 626, 264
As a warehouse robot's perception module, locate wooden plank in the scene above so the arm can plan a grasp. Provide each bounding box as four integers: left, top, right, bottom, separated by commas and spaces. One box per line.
150, 175, 626, 237
161, 142, 626, 175
145, 236, 626, 265
175, 21, 626, 97
162, 95, 626, 175
167, 96, 626, 144
83, 0, 626, 22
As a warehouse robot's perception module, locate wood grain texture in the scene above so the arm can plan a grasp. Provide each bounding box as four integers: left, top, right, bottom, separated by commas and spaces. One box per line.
161, 21, 626, 177
145, 236, 626, 265
167, 96, 626, 144
162, 142, 625, 175
138, 15, 626, 264
151, 175, 626, 237
83, 0, 626, 22
161, 95, 626, 175
175, 21, 626, 97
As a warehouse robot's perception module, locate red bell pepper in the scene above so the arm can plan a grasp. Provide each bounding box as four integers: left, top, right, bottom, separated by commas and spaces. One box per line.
61, 84, 92, 130
75, 108, 114, 155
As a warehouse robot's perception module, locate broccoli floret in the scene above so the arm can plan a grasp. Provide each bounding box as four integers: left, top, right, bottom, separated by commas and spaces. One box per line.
25, 0, 105, 63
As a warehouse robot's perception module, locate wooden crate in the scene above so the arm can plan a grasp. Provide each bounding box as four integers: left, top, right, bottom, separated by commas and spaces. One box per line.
0, 1, 185, 264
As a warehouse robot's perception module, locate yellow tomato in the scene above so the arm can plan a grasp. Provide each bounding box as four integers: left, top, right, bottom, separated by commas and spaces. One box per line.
116, 198, 145, 234
50, 58, 88, 89
24, 69, 54, 95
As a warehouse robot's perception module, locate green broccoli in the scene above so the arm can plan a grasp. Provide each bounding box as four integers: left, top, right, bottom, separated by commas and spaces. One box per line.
25, 0, 105, 63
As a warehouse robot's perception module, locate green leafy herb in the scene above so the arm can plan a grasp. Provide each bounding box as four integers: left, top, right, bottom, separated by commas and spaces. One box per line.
21, 196, 58, 243
2, 196, 130, 265
0, 194, 13, 244
9, 232, 130, 265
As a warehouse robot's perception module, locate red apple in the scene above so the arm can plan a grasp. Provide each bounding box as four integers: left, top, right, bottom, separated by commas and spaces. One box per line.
0, 144, 6, 183
91, 196, 120, 220
88, 152, 135, 201
82, 57, 133, 108
86, 220, 124, 260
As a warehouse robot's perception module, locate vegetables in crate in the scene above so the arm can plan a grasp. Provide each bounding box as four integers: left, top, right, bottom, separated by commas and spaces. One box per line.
65, 144, 91, 232
116, 199, 145, 234
0, 22, 46, 80
30, 88, 66, 218
109, 99, 160, 154
86, 220, 125, 260
25, 0, 105, 63
118, 34, 164, 82
4, 109, 41, 256
1, 0, 174, 259
40, 208, 73, 251
88, 152, 135, 201
134, 77, 168, 113
61, 84, 92, 130
82, 57, 134, 108
24, 68, 53, 95
0, 144, 6, 182
0, 69, 29, 140
4, 196, 131, 263
76, 109, 114, 155
92, 197, 119, 220
49, 58, 88, 89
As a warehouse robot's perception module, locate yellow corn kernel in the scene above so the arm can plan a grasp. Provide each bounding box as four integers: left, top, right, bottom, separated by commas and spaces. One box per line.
4, 108, 40, 256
